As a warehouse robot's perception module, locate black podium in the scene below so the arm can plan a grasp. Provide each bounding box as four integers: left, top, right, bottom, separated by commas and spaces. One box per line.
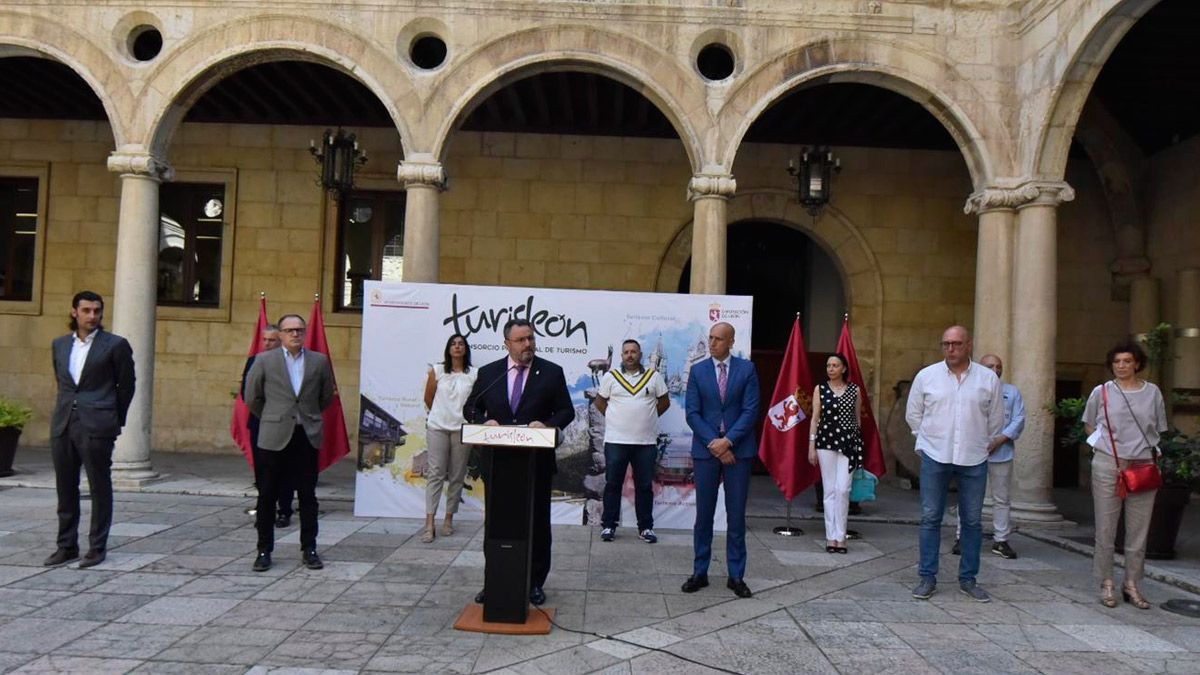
460, 423, 558, 626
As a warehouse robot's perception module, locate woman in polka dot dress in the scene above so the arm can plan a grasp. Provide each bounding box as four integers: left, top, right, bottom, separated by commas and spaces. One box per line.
807, 353, 864, 553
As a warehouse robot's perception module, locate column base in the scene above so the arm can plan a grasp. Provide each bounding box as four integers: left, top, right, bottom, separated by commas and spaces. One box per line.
1009, 500, 1064, 523
112, 461, 161, 489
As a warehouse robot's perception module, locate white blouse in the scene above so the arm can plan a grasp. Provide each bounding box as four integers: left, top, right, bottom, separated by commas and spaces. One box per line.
427, 366, 478, 432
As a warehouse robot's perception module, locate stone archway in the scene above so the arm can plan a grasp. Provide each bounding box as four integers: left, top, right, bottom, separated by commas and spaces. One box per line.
0, 11, 131, 146
423, 24, 708, 171
656, 189, 885, 402
716, 37, 1004, 186
137, 15, 420, 156
1030, 0, 1163, 181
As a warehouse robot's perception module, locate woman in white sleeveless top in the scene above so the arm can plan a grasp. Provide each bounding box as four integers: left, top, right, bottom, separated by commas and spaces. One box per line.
421, 334, 477, 543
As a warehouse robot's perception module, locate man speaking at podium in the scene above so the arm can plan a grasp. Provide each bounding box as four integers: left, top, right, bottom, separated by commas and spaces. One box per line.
464, 318, 575, 607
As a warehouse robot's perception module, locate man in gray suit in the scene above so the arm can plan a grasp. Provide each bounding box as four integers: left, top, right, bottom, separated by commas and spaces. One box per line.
244, 313, 334, 572
45, 290, 135, 568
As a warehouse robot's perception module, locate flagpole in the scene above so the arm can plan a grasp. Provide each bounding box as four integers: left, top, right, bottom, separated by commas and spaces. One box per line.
772, 311, 804, 537
773, 498, 803, 536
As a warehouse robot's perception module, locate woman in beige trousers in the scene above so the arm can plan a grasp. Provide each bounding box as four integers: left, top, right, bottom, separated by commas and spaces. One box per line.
1081, 341, 1167, 609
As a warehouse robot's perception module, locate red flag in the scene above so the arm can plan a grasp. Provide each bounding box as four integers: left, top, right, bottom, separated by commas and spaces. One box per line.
837, 316, 887, 478
758, 316, 820, 500
305, 297, 352, 472
230, 295, 269, 468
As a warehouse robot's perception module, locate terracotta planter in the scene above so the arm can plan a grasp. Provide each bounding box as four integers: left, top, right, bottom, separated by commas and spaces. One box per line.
0, 426, 19, 477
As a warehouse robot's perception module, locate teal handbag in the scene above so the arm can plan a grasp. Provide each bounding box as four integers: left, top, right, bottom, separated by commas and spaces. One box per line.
849, 468, 877, 503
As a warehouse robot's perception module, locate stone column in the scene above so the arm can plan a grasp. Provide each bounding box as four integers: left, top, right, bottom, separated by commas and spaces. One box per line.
108, 151, 172, 486
965, 187, 1033, 359
1009, 182, 1074, 522
687, 174, 736, 294
1173, 269, 1200, 390
398, 158, 447, 283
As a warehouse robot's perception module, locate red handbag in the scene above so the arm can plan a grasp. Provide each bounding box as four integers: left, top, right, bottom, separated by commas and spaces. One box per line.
1101, 383, 1163, 499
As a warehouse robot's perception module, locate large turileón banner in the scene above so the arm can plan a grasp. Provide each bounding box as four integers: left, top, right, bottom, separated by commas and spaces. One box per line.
354, 281, 753, 529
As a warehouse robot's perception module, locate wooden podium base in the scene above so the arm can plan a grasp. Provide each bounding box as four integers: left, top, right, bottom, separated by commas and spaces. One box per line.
453, 603, 554, 635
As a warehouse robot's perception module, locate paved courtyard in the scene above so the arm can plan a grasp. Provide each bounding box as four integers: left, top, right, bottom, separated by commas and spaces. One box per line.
1, 485, 1199, 674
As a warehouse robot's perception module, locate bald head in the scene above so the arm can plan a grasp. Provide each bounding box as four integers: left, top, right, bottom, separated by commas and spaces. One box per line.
940, 325, 972, 370
980, 353, 1003, 378
708, 322, 735, 360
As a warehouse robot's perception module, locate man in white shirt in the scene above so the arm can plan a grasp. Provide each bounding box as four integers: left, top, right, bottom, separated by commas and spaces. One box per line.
906, 325, 1004, 603
595, 339, 670, 543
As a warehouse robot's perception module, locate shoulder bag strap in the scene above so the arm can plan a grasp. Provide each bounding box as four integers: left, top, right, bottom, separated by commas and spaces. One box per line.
1113, 384, 1159, 458
1101, 382, 1121, 471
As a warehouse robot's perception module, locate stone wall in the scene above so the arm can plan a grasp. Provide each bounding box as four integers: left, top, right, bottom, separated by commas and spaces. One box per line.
0, 118, 1123, 453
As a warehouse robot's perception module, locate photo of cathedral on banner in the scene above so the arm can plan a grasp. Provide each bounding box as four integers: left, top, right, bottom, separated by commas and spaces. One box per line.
354, 281, 753, 530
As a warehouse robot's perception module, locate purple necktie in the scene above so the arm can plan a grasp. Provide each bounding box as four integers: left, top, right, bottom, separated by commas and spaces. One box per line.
510, 365, 527, 414
718, 362, 728, 402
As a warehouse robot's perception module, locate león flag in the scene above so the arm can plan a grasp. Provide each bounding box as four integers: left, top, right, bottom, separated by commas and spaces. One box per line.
230, 295, 268, 469
305, 296, 352, 472
836, 316, 887, 478
758, 316, 819, 500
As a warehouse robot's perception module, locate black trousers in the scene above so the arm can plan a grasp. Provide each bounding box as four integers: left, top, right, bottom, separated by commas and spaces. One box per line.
252, 426, 294, 516
256, 426, 319, 552
51, 410, 114, 552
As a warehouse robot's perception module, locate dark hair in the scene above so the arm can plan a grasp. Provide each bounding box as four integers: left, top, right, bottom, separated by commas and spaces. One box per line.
1106, 341, 1147, 374
277, 314, 306, 328
69, 290, 104, 331
263, 323, 280, 333
825, 352, 850, 382
622, 339, 641, 350
442, 333, 472, 373
503, 318, 533, 339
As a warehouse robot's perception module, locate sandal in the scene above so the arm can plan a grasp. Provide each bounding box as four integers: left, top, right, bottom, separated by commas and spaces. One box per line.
1122, 583, 1151, 610
835, 546, 848, 554
1100, 580, 1117, 608
440, 522, 454, 537
825, 545, 837, 553
420, 529, 435, 544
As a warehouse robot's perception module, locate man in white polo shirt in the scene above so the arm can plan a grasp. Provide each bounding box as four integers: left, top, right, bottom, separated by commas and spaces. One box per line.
595, 339, 670, 543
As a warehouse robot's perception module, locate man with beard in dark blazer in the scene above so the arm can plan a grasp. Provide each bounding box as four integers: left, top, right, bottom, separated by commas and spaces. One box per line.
45, 290, 135, 569
464, 318, 575, 607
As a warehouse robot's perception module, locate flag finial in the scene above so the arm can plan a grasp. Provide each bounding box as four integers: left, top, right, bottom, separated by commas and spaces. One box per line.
259, 291, 265, 299
314, 293, 320, 301
844, 312, 849, 321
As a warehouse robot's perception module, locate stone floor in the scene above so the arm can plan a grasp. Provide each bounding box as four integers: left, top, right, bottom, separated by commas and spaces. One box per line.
1, 483, 1199, 674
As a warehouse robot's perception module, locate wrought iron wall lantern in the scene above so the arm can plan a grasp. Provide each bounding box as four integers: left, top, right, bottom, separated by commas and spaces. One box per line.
787, 146, 841, 217
309, 128, 367, 198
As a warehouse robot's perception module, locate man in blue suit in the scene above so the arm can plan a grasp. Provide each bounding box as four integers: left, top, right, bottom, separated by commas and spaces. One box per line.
682, 321, 760, 598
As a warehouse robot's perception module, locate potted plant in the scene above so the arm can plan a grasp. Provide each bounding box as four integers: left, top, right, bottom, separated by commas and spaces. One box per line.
0, 398, 34, 477
1144, 427, 1199, 559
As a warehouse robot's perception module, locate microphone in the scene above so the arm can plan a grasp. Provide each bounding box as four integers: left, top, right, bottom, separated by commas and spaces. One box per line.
463, 363, 516, 424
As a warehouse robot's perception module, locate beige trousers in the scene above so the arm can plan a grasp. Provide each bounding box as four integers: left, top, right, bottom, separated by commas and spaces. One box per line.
1091, 452, 1157, 584
426, 428, 469, 516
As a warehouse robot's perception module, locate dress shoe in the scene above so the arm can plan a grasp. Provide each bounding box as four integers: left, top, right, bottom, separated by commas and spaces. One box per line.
252, 551, 272, 572
474, 589, 486, 604
727, 578, 753, 598
680, 574, 709, 593
529, 586, 546, 606
43, 548, 79, 567
275, 513, 291, 528
302, 549, 324, 570
78, 550, 106, 568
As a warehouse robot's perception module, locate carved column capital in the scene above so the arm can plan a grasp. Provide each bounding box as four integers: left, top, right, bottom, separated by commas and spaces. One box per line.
397, 160, 447, 190
964, 181, 1076, 214
687, 173, 736, 202
963, 185, 1041, 215
106, 152, 173, 181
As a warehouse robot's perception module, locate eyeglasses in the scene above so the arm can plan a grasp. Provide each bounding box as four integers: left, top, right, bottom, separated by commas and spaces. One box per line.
281, 328, 306, 335
940, 341, 965, 349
